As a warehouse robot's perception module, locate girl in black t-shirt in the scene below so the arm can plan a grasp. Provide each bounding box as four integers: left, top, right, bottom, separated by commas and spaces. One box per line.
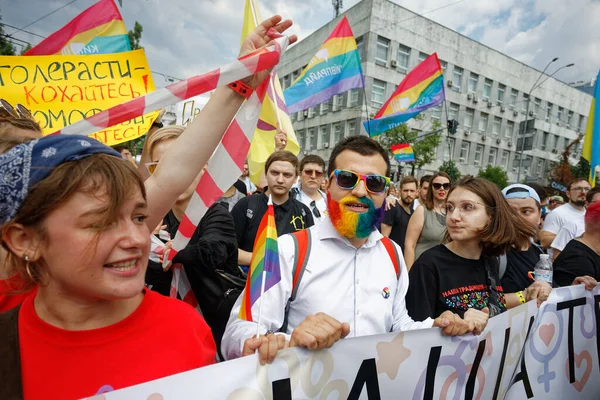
407, 177, 552, 323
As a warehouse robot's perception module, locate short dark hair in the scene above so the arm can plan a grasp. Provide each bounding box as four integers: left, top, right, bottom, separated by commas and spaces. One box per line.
299, 154, 325, 173
113, 145, 130, 154
328, 136, 390, 177
400, 176, 418, 188
587, 187, 600, 203
265, 150, 299, 174
420, 174, 432, 187
567, 178, 589, 191
527, 183, 548, 202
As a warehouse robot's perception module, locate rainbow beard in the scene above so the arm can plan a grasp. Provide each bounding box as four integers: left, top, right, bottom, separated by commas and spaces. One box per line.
327, 193, 385, 239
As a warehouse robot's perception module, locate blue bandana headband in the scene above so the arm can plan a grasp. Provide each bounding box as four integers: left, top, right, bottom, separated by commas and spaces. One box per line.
0, 135, 121, 225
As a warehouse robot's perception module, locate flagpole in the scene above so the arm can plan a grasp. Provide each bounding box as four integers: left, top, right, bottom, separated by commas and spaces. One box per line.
255, 193, 272, 338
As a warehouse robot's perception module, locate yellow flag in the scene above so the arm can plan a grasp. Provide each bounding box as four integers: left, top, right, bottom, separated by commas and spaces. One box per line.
241, 0, 300, 185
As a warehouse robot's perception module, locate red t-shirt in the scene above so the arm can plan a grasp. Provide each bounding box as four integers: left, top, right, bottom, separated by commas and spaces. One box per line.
0, 274, 35, 313
19, 289, 216, 400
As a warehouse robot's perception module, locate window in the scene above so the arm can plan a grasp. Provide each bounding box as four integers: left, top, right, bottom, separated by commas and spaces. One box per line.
333, 94, 344, 111
479, 112, 489, 132
541, 132, 549, 151
546, 102, 553, 123
297, 130, 305, 152
537, 159, 545, 177
320, 101, 329, 115
308, 106, 315, 118
452, 66, 463, 92
448, 103, 459, 121
333, 123, 343, 143
553, 135, 560, 149
444, 138, 455, 161
534, 98, 541, 114
320, 125, 330, 146
510, 89, 518, 108
396, 44, 410, 73
283, 75, 291, 90
474, 144, 483, 165
505, 121, 514, 138
464, 108, 474, 129
488, 147, 497, 166
493, 117, 502, 135
567, 110, 574, 128
501, 150, 509, 169
350, 89, 359, 107
309, 128, 317, 150
372, 79, 386, 106
347, 120, 356, 136
579, 115, 585, 130
468, 73, 478, 94
356, 37, 364, 61
459, 141, 470, 163
418, 52, 428, 63
376, 36, 390, 66
497, 84, 506, 105
292, 69, 301, 82
440, 60, 447, 73
431, 105, 442, 121
522, 94, 529, 113
483, 79, 492, 100
558, 107, 563, 124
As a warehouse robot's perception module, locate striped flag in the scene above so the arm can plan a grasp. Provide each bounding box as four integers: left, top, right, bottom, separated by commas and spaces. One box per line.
583, 70, 600, 186
391, 143, 415, 163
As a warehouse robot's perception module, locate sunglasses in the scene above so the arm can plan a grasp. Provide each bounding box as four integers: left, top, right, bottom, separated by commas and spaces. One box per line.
331, 169, 390, 194
0, 99, 35, 121
146, 162, 158, 174
303, 169, 324, 178
310, 200, 321, 218
432, 182, 450, 191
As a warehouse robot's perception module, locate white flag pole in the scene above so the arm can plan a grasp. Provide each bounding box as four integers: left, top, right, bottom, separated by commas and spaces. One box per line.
255, 194, 273, 338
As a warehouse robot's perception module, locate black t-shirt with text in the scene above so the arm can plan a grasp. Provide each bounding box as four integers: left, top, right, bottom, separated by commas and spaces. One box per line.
554, 239, 600, 286
407, 244, 506, 321
501, 245, 543, 293
231, 193, 314, 256
382, 203, 413, 252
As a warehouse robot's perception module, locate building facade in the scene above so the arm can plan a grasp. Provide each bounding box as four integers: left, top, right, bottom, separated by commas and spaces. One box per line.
278, 0, 592, 184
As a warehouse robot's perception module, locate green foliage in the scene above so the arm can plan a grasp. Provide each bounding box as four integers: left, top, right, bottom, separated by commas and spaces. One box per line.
477, 165, 508, 189
128, 21, 143, 50
378, 119, 442, 175
0, 15, 16, 55
439, 160, 462, 183
19, 43, 31, 55
570, 157, 590, 180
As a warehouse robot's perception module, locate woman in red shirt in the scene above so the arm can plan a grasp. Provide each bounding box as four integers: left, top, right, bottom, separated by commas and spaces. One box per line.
0, 16, 296, 400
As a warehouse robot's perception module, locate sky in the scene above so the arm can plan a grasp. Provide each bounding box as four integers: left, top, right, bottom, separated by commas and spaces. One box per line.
2, 0, 599, 89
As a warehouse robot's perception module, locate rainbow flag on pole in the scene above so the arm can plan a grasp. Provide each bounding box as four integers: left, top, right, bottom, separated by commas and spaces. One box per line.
25, 0, 130, 56
583, 71, 600, 187
283, 16, 364, 113
364, 53, 445, 137
391, 143, 415, 163
239, 197, 281, 321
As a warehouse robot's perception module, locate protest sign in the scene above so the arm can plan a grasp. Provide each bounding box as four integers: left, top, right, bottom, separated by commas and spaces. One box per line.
0, 49, 158, 146
86, 285, 600, 399
174, 94, 211, 126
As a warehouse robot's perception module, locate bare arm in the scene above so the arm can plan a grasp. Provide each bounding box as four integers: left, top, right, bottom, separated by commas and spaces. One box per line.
404, 205, 425, 269
238, 249, 253, 266
381, 223, 392, 237
539, 231, 556, 249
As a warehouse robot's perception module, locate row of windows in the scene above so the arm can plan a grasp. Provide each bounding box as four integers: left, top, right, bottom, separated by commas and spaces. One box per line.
296, 119, 358, 152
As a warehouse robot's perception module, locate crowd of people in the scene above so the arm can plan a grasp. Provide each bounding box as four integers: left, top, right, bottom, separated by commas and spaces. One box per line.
0, 15, 599, 400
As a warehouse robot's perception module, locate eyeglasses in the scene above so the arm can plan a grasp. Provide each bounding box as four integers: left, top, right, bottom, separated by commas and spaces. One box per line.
303, 169, 324, 178
571, 186, 591, 192
310, 200, 321, 218
146, 162, 159, 174
441, 201, 488, 216
0, 99, 35, 121
432, 182, 451, 191
331, 169, 390, 194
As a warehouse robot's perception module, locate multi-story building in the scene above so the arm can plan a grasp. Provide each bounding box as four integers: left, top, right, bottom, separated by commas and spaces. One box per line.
278, 0, 592, 184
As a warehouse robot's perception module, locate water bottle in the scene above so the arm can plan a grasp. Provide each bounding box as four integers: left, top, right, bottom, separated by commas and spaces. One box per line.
534, 254, 553, 285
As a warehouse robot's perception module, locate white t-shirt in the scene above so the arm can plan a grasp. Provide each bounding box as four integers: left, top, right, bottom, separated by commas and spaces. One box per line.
551, 219, 585, 252
298, 189, 327, 224
543, 203, 585, 258
413, 199, 421, 209
240, 177, 256, 195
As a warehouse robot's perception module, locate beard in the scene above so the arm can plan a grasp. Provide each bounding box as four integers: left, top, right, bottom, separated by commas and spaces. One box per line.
572, 200, 586, 207
401, 196, 414, 207
327, 193, 384, 239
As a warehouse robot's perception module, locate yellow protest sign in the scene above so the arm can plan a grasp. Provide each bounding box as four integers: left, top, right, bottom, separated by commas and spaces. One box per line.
0, 49, 158, 146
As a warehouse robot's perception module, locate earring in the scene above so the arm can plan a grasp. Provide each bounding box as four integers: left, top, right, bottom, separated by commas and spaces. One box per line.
24, 255, 35, 283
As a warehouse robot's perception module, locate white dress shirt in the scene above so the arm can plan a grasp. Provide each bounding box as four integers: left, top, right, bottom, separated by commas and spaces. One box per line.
298, 188, 327, 224
221, 216, 434, 360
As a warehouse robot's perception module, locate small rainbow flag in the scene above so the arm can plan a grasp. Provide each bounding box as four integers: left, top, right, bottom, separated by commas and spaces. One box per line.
583, 70, 600, 186
25, 0, 130, 56
283, 16, 364, 113
364, 53, 445, 137
391, 143, 415, 163
239, 196, 281, 321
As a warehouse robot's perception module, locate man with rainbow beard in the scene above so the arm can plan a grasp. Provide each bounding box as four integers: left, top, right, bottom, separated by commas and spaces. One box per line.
222, 136, 484, 364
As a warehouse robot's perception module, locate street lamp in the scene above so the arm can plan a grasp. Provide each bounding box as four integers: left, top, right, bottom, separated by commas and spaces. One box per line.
516, 59, 574, 183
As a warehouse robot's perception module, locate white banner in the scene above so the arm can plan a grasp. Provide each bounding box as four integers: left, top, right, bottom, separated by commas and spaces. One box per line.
89, 286, 600, 400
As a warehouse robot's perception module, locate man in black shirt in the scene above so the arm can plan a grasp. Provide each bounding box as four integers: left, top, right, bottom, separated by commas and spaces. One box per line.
231, 151, 314, 267
381, 176, 417, 252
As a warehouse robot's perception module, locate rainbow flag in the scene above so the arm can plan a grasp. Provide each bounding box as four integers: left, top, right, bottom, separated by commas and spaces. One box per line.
391, 143, 415, 163
283, 16, 364, 113
25, 0, 130, 56
583, 70, 600, 187
239, 197, 281, 321
364, 53, 445, 137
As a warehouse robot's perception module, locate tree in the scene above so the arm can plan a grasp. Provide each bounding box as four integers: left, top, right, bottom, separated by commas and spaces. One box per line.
0, 14, 16, 55
549, 136, 582, 185
439, 160, 462, 183
19, 43, 31, 55
478, 165, 508, 189
128, 21, 143, 50
570, 156, 590, 180
378, 118, 442, 175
